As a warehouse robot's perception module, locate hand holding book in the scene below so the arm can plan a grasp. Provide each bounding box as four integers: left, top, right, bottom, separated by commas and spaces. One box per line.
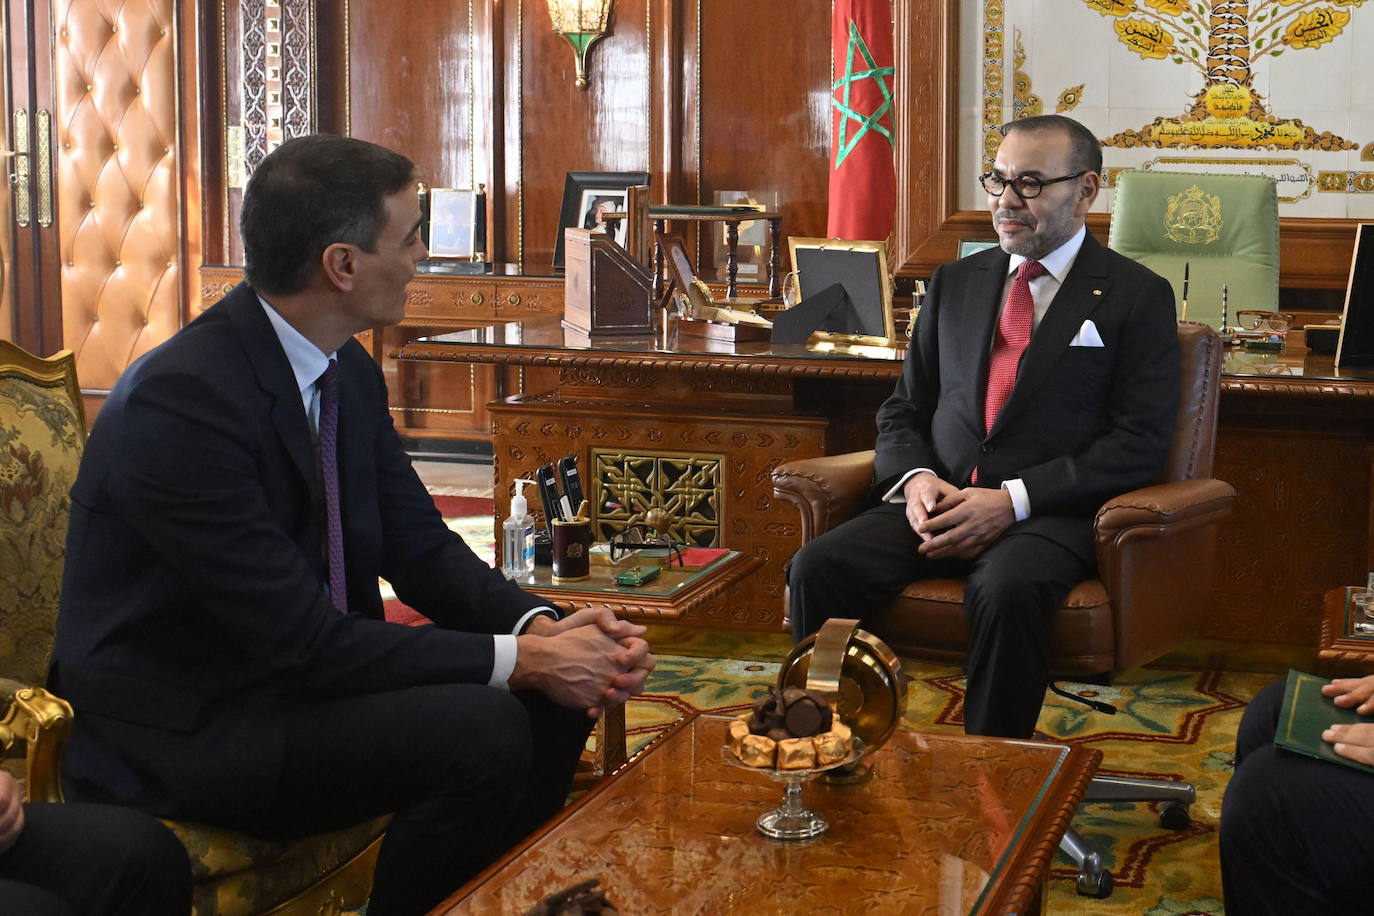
1321, 674, 1374, 766
1276, 670, 1374, 774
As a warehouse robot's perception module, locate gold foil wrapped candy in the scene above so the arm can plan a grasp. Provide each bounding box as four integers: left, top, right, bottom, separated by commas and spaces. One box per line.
776, 737, 817, 770
727, 717, 751, 752
736, 733, 777, 768
813, 730, 849, 766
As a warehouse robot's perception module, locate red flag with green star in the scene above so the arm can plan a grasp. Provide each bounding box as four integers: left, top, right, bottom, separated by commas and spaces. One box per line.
828, 0, 895, 241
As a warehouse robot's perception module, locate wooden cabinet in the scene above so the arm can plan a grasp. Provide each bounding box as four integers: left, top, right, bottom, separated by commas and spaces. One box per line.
198, 264, 564, 442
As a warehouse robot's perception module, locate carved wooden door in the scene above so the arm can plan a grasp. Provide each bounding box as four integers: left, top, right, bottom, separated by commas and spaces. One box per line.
2, 0, 62, 354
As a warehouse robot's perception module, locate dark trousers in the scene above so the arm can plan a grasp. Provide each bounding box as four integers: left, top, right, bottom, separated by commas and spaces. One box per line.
787, 501, 1088, 738
0, 802, 191, 915
1221, 678, 1374, 915
105, 683, 591, 916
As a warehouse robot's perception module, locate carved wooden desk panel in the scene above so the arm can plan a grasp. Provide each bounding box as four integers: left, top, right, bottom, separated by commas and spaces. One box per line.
435, 714, 1099, 915
395, 326, 1374, 646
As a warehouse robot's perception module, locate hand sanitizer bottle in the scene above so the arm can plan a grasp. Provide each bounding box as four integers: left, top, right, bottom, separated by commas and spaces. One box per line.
502, 478, 537, 578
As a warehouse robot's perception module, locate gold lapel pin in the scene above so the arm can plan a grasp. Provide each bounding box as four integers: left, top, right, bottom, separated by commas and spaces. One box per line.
1092, 289, 1103, 296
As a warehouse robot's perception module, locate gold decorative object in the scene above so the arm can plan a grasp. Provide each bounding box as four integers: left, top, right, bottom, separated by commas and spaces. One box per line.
1164, 184, 1222, 245
592, 449, 722, 547
778, 617, 906, 771
546, 0, 613, 90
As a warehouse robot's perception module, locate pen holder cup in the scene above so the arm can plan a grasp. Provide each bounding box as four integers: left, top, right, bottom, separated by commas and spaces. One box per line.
551, 518, 593, 581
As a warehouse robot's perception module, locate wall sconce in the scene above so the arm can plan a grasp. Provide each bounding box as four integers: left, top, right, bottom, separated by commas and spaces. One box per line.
546, 0, 613, 90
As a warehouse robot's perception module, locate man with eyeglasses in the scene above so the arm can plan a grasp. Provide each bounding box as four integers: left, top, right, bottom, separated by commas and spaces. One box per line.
789, 114, 1179, 739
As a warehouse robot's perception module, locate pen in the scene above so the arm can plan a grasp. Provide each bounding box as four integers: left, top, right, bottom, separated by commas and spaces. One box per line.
1221, 284, 1229, 339
1181, 263, 1189, 321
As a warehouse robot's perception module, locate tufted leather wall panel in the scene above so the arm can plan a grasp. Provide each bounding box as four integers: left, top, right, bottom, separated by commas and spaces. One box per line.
54, 0, 181, 392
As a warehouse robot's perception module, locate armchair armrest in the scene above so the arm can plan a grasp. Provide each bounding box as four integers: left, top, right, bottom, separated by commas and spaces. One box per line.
772, 451, 876, 544
0, 684, 73, 803
1094, 478, 1237, 550
1092, 478, 1237, 670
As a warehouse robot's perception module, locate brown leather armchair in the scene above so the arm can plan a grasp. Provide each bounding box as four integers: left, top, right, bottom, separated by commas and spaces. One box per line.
772, 321, 1236, 897
0, 339, 385, 916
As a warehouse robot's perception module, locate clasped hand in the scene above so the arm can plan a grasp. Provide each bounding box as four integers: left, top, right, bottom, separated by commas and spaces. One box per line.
903, 472, 1015, 560
519, 608, 656, 718
1321, 674, 1374, 765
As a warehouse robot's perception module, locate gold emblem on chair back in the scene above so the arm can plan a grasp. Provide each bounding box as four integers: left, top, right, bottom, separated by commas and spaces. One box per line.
1164, 184, 1223, 246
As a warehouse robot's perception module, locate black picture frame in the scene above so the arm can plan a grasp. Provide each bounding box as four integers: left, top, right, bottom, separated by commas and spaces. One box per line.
785, 237, 896, 343
554, 170, 650, 268
1337, 223, 1374, 366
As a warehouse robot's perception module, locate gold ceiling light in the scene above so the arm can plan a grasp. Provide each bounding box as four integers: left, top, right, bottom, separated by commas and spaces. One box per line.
546, 0, 613, 90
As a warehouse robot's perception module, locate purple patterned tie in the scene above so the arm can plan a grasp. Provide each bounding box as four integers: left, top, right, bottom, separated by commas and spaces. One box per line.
318, 359, 348, 613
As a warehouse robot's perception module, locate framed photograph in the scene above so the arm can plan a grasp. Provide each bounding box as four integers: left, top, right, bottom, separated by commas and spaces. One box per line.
426, 188, 476, 259
785, 237, 896, 344
958, 239, 999, 259
1337, 223, 1374, 366
554, 170, 650, 267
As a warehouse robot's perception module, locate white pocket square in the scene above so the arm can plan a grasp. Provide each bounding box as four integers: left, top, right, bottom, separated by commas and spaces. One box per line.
1069, 319, 1105, 347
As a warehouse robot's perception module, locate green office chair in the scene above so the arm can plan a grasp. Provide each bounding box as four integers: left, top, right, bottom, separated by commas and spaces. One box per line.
1109, 170, 1279, 331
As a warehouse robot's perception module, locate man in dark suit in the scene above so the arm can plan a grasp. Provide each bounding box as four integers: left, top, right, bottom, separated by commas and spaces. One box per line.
50, 135, 654, 916
789, 115, 1179, 738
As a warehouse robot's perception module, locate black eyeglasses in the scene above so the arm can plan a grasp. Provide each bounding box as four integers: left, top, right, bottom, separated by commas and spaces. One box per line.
980, 170, 1087, 200
607, 523, 684, 567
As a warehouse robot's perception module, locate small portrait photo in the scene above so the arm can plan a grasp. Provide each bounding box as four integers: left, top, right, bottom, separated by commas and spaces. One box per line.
579, 190, 628, 246
553, 170, 649, 267
427, 188, 476, 258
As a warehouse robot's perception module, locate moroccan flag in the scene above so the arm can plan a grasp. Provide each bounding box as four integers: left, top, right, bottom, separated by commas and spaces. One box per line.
827, 0, 896, 241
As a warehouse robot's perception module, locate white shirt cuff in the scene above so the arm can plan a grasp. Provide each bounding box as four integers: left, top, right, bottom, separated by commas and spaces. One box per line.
882, 468, 936, 503
489, 635, 518, 688
1002, 478, 1030, 521
490, 607, 560, 688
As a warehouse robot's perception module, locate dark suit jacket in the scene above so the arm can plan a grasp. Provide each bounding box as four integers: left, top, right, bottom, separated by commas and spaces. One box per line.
873, 232, 1180, 560
51, 282, 547, 822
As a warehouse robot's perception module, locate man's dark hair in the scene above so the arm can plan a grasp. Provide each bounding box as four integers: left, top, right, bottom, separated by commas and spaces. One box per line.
241, 134, 416, 295
1000, 115, 1103, 177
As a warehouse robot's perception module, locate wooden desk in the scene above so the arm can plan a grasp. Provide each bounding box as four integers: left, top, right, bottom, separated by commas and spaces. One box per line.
395, 323, 1374, 648
433, 714, 1099, 915
396, 318, 902, 632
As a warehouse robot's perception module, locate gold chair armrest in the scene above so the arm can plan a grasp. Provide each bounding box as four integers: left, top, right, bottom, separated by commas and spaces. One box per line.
0, 686, 73, 803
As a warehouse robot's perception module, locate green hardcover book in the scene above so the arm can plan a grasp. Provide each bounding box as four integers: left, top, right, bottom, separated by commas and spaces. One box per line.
1274, 669, 1374, 775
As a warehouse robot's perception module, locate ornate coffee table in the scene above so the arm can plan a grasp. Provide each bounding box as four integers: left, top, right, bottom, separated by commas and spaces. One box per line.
432, 714, 1100, 914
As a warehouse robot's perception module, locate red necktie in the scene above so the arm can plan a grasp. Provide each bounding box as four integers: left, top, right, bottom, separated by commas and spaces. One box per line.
974, 259, 1045, 484
318, 359, 347, 613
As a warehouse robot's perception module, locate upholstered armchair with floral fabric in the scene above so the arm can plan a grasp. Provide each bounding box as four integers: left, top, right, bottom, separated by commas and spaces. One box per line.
0, 339, 386, 916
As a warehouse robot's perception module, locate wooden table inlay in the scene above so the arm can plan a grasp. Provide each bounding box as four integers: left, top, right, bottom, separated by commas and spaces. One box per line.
434, 714, 1100, 915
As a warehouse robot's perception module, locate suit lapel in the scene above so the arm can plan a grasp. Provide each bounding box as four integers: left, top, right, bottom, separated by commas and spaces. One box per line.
222, 284, 319, 493
989, 234, 1110, 435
